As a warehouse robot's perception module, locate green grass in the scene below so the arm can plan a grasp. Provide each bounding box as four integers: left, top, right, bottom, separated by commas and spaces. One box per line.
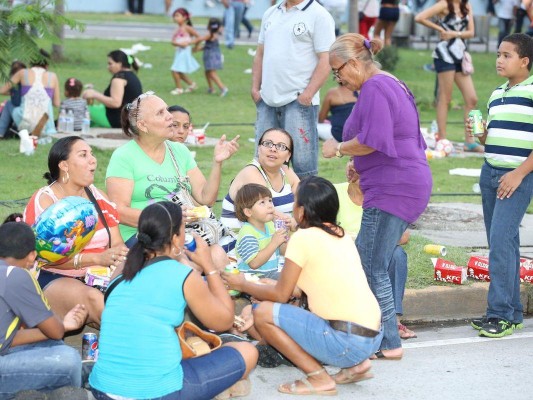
0, 34, 520, 289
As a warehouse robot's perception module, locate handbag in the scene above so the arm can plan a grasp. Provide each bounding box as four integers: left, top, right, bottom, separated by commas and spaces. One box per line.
166, 142, 231, 246
461, 51, 474, 75
176, 321, 222, 359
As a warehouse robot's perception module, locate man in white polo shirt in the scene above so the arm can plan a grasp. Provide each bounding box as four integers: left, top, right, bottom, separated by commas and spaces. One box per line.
251, 0, 335, 178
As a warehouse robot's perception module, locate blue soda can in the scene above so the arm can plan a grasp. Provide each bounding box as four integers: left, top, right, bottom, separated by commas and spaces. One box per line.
184, 234, 196, 252
82, 332, 98, 361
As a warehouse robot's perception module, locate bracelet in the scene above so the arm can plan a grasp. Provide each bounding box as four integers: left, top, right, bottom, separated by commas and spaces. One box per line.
73, 253, 83, 270
205, 270, 219, 276
335, 142, 344, 158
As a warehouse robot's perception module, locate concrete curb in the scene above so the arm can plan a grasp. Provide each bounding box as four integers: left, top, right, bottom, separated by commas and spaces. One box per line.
402, 282, 533, 322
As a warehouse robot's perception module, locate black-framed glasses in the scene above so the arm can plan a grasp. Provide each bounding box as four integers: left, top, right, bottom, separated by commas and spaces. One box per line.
260, 140, 290, 152
332, 60, 350, 80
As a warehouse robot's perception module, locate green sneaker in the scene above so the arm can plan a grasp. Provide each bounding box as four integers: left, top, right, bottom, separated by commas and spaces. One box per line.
471, 317, 487, 330
510, 321, 524, 330
479, 318, 513, 338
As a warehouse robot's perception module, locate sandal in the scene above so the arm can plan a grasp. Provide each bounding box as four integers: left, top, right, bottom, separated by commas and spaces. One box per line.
398, 323, 417, 340
463, 142, 484, 153
185, 82, 197, 93
278, 368, 337, 396
170, 88, 184, 95
332, 367, 373, 385
371, 349, 402, 360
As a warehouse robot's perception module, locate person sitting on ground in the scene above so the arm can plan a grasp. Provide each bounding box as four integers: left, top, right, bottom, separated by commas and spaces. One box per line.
0, 222, 88, 398
317, 82, 358, 142
59, 78, 88, 132
1, 49, 60, 138
106, 92, 239, 270
221, 128, 300, 233
0, 61, 27, 139
24, 136, 129, 328
89, 202, 258, 400
82, 50, 143, 128
234, 183, 288, 280
334, 165, 417, 339
168, 104, 193, 143
224, 176, 382, 396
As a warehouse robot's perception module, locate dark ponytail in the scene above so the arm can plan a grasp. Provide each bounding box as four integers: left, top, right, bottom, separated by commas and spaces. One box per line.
108, 50, 139, 73
122, 202, 183, 281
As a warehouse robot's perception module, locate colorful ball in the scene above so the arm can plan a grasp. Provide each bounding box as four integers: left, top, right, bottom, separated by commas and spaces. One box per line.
435, 139, 454, 155
32, 196, 98, 266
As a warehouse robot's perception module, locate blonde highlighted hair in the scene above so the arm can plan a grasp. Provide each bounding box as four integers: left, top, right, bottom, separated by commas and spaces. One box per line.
329, 33, 384, 67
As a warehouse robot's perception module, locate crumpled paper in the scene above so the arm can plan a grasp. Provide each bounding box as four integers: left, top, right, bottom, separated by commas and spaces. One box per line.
18, 129, 36, 156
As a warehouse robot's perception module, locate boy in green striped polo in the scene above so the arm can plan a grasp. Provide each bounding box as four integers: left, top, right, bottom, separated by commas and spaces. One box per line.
469, 33, 533, 338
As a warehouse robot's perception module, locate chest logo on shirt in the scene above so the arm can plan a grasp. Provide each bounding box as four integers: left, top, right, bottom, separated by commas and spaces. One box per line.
293, 22, 307, 36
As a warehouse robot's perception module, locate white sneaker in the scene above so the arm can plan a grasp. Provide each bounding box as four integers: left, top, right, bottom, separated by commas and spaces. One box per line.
170, 88, 184, 95
220, 87, 229, 97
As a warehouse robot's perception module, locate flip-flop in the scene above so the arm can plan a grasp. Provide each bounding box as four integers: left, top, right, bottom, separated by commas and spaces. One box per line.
398, 323, 417, 340
463, 142, 484, 153
372, 350, 402, 360
332, 368, 374, 385
278, 377, 337, 396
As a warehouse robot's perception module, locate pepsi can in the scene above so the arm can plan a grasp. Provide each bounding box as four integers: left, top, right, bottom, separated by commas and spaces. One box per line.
184, 234, 196, 252
82, 332, 98, 361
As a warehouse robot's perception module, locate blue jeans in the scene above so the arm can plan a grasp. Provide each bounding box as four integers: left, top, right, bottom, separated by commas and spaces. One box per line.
0, 339, 81, 399
255, 99, 319, 178
91, 347, 245, 400
232, 1, 245, 39
480, 163, 533, 323
224, 2, 235, 48
0, 100, 14, 137
272, 303, 383, 368
388, 245, 408, 316
356, 208, 408, 350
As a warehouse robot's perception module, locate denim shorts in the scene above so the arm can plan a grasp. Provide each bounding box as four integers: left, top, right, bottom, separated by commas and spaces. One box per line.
379, 7, 400, 22
272, 303, 383, 368
434, 58, 462, 73
91, 347, 245, 400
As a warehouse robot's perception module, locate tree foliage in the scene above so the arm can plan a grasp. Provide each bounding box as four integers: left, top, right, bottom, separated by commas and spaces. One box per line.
0, 0, 83, 81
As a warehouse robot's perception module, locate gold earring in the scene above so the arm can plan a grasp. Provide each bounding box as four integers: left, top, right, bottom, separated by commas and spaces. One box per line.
172, 246, 182, 257
62, 172, 69, 184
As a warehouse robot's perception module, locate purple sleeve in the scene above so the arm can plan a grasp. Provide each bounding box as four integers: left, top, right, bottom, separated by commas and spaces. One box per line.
355, 81, 398, 158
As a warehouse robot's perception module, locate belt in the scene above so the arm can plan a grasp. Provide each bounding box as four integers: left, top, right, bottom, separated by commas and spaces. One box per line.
329, 320, 380, 338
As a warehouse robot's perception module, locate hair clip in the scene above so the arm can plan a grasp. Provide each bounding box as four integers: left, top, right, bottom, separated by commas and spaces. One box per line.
15, 217, 22, 222
68, 78, 75, 86
126, 102, 133, 111
363, 39, 371, 50
127, 55, 134, 65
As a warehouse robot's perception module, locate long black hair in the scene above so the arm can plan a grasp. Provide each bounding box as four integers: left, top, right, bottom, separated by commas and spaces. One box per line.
296, 176, 344, 238
108, 49, 139, 72
446, 0, 469, 18
123, 201, 183, 281
44, 136, 83, 184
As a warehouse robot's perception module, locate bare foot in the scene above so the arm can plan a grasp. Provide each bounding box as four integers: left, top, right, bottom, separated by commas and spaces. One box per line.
63, 304, 88, 332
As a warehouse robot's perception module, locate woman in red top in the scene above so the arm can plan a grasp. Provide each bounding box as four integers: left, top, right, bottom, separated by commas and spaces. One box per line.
24, 136, 128, 327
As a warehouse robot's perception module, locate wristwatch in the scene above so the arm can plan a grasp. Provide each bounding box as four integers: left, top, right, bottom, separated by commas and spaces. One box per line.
336, 142, 344, 158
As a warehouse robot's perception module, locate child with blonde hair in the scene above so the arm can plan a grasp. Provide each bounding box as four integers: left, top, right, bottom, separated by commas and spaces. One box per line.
170, 8, 200, 95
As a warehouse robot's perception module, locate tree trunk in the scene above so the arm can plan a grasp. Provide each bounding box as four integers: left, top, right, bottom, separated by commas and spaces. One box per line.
348, 0, 359, 33
52, 0, 64, 61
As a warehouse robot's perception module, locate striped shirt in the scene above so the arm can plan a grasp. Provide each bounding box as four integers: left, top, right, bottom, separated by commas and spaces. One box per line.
485, 75, 533, 169
236, 222, 279, 273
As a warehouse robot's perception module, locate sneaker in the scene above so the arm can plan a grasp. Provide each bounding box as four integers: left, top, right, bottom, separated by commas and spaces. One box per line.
170, 88, 184, 95
479, 318, 513, 338
219, 333, 250, 344
510, 321, 524, 330
471, 316, 487, 330
256, 344, 293, 368
220, 87, 229, 97
207, 88, 215, 94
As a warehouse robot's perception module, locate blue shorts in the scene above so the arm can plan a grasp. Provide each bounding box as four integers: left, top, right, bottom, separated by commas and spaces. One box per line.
434, 58, 463, 73
91, 347, 246, 400
272, 303, 383, 368
379, 7, 400, 22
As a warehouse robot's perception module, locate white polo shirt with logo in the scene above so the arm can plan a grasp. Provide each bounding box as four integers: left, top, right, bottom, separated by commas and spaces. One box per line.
258, 0, 335, 107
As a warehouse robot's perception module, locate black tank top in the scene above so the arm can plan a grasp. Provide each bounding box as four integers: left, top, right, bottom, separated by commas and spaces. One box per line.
104, 70, 142, 128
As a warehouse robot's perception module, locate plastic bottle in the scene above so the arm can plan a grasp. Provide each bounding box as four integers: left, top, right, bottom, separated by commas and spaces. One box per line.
81, 111, 91, 135
58, 109, 67, 132
66, 109, 74, 133
430, 120, 438, 136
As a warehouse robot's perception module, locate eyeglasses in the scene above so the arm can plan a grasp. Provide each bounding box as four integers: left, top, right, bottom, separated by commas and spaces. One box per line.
260, 140, 290, 152
332, 60, 350, 80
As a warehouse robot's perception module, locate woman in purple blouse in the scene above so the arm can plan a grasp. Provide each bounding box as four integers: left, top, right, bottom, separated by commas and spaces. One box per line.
322, 33, 432, 360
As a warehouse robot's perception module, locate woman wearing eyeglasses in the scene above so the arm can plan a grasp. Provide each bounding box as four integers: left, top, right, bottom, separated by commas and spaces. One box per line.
105, 92, 240, 270
221, 128, 300, 233
322, 34, 432, 360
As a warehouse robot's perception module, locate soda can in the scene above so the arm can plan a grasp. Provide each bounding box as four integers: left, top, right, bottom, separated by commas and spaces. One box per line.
184, 233, 196, 252
224, 264, 240, 297
424, 244, 447, 257
468, 110, 484, 137
82, 332, 99, 361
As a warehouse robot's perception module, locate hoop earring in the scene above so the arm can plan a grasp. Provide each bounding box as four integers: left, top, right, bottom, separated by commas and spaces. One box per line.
62, 172, 70, 184
172, 246, 182, 257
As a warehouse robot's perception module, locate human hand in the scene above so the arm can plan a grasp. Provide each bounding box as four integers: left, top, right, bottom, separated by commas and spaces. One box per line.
346, 161, 359, 183
497, 170, 524, 199
214, 134, 240, 163
297, 92, 312, 106
221, 269, 246, 291
82, 89, 98, 100
251, 88, 261, 104
322, 138, 339, 159
101, 245, 129, 268
439, 31, 457, 41
63, 304, 88, 332
273, 227, 289, 245
181, 205, 199, 223
184, 233, 213, 272
234, 305, 254, 332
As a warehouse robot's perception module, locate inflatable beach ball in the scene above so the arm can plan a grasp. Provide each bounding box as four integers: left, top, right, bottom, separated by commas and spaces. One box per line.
435, 139, 454, 155
32, 196, 98, 266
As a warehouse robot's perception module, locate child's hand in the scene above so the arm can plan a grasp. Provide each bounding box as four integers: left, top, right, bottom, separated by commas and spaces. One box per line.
497, 170, 524, 199
273, 228, 288, 246
63, 304, 88, 332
